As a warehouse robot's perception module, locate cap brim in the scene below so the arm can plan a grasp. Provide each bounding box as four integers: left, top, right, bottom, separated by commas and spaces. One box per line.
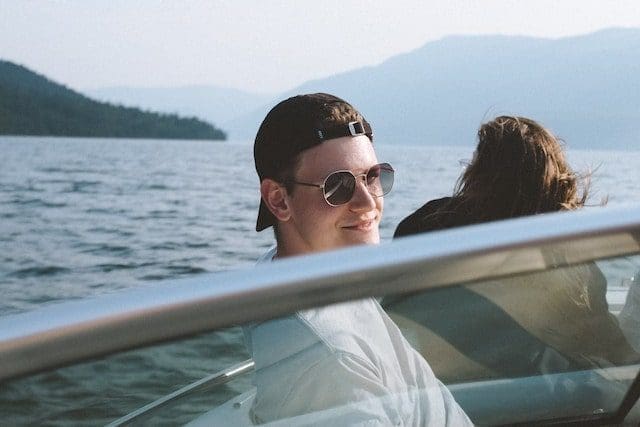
256, 198, 276, 231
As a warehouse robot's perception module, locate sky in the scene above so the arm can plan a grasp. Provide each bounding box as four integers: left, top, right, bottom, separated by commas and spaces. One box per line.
1, 0, 640, 94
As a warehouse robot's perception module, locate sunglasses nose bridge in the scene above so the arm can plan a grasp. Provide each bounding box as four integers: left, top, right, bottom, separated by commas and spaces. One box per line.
352, 172, 372, 196
348, 172, 376, 203
354, 172, 367, 184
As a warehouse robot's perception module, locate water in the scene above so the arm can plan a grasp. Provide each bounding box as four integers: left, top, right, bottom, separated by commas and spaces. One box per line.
1, 136, 639, 424
2, 136, 638, 315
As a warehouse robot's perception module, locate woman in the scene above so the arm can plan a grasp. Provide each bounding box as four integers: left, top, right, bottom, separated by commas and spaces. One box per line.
387, 116, 638, 384
395, 116, 588, 236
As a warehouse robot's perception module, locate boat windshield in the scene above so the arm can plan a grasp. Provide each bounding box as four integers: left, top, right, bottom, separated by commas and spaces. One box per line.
1, 210, 640, 425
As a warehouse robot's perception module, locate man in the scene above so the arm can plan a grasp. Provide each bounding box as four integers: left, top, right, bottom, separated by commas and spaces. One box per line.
245, 93, 471, 425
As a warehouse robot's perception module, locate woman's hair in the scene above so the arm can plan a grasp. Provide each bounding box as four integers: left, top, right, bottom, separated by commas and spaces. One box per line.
453, 116, 589, 221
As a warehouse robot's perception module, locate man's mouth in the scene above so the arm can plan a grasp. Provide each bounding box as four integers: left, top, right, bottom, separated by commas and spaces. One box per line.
342, 218, 377, 231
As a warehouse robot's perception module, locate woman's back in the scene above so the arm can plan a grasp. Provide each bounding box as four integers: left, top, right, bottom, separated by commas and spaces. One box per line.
391, 115, 638, 381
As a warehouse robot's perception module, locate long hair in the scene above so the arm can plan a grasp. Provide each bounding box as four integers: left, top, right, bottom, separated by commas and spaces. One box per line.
452, 116, 589, 221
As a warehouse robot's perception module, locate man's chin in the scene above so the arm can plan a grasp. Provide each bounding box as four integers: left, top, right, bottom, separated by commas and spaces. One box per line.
341, 232, 380, 247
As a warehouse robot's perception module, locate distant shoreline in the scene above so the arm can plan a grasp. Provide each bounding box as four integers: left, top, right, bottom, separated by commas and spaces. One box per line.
0, 134, 225, 142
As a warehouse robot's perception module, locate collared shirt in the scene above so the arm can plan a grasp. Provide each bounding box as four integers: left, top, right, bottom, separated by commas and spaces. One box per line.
244, 247, 472, 426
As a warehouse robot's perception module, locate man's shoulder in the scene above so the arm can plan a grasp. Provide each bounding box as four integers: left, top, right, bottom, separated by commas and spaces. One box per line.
246, 301, 383, 380
298, 299, 382, 333
298, 299, 397, 358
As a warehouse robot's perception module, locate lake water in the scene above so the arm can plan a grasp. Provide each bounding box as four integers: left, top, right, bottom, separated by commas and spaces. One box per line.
2, 136, 639, 315
1, 136, 639, 424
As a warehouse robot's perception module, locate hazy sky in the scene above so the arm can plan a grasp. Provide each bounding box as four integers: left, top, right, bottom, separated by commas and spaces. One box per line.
1, 0, 640, 94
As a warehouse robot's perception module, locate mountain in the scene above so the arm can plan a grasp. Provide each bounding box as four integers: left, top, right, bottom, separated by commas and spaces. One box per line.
0, 61, 226, 140
229, 28, 640, 149
87, 85, 272, 130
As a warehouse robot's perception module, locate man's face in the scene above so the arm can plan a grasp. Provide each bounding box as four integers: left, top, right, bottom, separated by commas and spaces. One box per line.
280, 135, 383, 255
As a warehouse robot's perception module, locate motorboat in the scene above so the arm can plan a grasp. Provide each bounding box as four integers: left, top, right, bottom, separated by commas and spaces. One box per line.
1, 205, 639, 425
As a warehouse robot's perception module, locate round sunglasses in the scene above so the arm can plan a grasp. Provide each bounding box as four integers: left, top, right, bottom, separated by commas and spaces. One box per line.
287, 162, 394, 206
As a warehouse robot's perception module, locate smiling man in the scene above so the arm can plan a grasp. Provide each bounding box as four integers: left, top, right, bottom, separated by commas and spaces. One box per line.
245, 93, 471, 425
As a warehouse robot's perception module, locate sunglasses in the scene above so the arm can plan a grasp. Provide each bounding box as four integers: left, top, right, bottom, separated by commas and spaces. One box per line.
287, 162, 394, 206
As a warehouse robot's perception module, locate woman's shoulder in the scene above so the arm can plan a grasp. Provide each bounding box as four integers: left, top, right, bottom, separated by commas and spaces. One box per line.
393, 197, 454, 238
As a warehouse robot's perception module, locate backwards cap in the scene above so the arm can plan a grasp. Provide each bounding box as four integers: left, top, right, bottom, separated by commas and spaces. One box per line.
254, 93, 372, 231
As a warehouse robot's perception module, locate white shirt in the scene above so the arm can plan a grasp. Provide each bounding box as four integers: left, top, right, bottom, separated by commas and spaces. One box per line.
244, 247, 472, 426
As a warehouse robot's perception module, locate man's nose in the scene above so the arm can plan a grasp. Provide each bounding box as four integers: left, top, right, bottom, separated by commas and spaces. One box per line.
349, 177, 376, 211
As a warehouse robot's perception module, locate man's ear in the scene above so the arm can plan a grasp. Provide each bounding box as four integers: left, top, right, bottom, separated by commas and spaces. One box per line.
260, 179, 291, 222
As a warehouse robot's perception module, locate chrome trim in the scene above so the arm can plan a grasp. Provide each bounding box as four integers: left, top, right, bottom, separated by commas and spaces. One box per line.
105, 359, 255, 426
0, 205, 639, 382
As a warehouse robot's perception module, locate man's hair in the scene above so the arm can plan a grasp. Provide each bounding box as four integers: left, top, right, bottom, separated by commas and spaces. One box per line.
254, 93, 372, 233
452, 116, 589, 220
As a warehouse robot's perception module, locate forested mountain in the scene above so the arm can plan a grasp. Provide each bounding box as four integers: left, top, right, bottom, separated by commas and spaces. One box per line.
227, 28, 640, 149
0, 60, 226, 140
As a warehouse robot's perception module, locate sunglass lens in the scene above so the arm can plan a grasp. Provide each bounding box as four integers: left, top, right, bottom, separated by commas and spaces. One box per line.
366, 163, 394, 197
324, 171, 355, 205
379, 163, 394, 195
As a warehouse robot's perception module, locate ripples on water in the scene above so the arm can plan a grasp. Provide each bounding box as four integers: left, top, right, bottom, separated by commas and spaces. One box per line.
1, 136, 639, 424
2, 137, 638, 314
0, 137, 276, 314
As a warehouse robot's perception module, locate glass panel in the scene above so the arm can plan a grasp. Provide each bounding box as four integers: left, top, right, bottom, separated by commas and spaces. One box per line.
0, 327, 251, 426
384, 253, 640, 425
2, 254, 639, 426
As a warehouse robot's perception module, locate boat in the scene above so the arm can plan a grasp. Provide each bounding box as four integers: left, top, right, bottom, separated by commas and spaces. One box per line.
1, 205, 639, 425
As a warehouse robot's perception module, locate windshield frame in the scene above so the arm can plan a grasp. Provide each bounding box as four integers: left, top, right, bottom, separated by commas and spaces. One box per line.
2, 205, 640, 424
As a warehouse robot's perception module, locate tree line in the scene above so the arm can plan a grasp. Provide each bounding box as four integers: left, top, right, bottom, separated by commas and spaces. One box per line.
0, 60, 226, 140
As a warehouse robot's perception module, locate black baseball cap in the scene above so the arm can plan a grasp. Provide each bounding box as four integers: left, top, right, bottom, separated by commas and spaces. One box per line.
254, 93, 373, 231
